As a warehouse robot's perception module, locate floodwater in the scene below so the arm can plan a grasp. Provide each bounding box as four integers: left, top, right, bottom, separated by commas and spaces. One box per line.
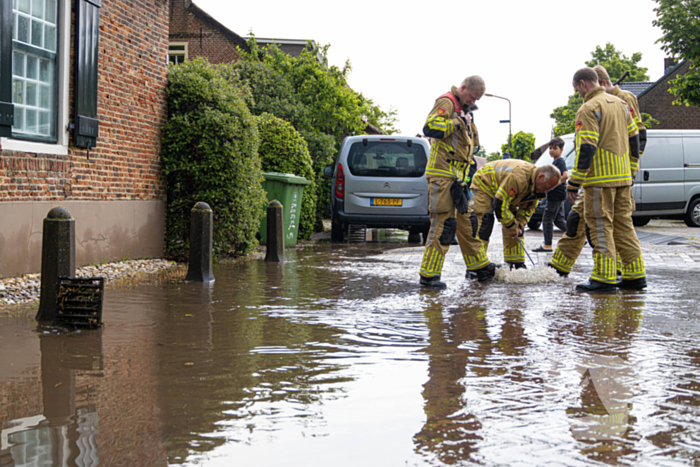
1, 238, 699, 466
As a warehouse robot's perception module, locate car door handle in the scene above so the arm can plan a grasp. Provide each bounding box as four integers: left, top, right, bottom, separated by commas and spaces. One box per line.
644, 171, 649, 181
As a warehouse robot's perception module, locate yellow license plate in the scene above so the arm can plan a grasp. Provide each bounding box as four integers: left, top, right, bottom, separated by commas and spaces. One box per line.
371, 198, 402, 206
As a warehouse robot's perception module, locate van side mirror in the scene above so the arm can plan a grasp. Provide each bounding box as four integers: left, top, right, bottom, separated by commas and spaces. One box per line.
323, 164, 334, 179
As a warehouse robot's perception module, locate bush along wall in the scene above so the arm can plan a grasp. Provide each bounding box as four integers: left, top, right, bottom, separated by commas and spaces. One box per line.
256, 113, 317, 239
161, 59, 267, 260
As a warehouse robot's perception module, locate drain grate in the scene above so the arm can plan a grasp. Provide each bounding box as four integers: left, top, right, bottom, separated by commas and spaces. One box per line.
348, 224, 367, 243
56, 277, 105, 328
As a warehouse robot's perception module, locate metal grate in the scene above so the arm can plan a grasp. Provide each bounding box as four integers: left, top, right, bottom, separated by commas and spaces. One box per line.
56, 277, 104, 328
347, 224, 367, 243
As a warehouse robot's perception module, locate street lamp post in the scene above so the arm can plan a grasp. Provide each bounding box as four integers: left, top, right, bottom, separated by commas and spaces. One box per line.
485, 93, 512, 159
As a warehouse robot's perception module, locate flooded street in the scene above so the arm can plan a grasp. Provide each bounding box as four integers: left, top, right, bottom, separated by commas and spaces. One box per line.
2, 229, 700, 466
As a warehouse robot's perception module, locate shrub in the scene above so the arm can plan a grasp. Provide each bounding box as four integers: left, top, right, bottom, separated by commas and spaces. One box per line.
162, 59, 267, 260
256, 113, 317, 239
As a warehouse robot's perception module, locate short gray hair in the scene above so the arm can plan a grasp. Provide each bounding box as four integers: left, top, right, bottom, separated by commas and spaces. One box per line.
537, 164, 561, 182
461, 75, 486, 93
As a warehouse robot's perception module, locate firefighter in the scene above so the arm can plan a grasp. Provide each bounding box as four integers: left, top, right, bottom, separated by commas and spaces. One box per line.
419, 76, 487, 289
566, 67, 646, 292
549, 66, 648, 280
462, 159, 561, 275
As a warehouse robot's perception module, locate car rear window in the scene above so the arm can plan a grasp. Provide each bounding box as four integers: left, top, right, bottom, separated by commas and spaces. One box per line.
346, 141, 427, 178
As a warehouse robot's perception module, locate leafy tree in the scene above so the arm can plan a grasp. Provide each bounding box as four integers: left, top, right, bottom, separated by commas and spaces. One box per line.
486, 151, 502, 162
162, 59, 267, 260
501, 131, 536, 161
551, 94, 583, 137
585, 43, 649, 82
551, 44, 650, 136
235, 38, 397, 229
653, 0, 700, 106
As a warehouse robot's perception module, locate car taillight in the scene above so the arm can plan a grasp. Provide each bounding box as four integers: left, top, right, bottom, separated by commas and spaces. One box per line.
335, 163, 345, 199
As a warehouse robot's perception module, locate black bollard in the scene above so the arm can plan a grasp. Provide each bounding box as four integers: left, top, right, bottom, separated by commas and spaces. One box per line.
265, 200, 285, 263
186, 202, 215, 282
37, 207, 75, 323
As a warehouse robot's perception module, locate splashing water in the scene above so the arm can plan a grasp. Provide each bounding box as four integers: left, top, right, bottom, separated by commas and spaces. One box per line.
495, 265, 562, 284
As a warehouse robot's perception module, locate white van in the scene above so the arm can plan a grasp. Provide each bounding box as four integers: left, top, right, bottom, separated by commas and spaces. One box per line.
632, 129, 700, 227
532, 129, 700, 228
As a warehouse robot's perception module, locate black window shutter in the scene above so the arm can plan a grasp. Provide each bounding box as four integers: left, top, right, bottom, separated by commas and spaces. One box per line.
74, 0, 101, 149
0, 0, 14, 138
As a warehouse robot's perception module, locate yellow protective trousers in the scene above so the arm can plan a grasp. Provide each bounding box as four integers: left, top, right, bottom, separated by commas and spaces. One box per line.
583, 185, 645, 284
458, 188, 524, 268
420, 178, 490, 277
549, 198, 586, 275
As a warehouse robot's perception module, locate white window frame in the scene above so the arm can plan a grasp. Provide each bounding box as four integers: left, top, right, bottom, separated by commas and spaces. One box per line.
168, 41, 188, 64
1, 0, 70, 156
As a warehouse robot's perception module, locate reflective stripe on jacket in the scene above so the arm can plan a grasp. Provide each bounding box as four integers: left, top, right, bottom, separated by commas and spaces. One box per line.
569, 87, 639, 188
472, 159, 544, 228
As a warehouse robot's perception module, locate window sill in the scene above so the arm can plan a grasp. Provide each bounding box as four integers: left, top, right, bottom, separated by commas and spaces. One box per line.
0, 138, 68, 156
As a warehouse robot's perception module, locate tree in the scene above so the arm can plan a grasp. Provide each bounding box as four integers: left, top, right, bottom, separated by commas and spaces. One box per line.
235, 38, 397, 230
486, 151, 502, 162
585, 43, 648, 82
653, 0, 700, 107
551, 44, 650, 136
501, 131, 536, 161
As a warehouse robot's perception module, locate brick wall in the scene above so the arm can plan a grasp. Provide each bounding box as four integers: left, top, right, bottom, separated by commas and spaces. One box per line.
169, 0, 248, 64
0, 0, 169, 202
639, 61, 700, 130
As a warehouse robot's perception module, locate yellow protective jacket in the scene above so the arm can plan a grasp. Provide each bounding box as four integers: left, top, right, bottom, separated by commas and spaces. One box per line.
610, 85, 645, 132
422, 86, 474, 180
472, 159, 545, 229
568, 87, 639, 189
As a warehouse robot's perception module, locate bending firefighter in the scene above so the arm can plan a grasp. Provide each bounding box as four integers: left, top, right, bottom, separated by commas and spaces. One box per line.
465, 159, 561, 274
419, 76, 489, 289
562, 67, 646, 292
549, 65, 647, 290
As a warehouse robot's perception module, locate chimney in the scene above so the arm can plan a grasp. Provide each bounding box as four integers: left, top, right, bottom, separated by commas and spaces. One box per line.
664, 58, 678, 72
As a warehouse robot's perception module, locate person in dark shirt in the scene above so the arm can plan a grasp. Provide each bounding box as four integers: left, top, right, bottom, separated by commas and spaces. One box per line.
533, 137, 568, 252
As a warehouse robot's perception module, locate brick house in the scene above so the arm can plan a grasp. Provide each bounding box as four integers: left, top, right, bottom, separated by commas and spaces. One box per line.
0, 0, 170, 278
619, 60, 700, 129
168, 0, 248, 65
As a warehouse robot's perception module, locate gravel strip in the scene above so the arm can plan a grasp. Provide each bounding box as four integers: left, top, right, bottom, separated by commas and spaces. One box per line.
0, 259, 179, 306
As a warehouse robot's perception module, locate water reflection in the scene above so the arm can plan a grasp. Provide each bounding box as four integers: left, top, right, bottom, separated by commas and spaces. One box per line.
155, 252, 359, 465
1, 330, 103, 466
414, 301, 484, 464
565, 293, 643, 464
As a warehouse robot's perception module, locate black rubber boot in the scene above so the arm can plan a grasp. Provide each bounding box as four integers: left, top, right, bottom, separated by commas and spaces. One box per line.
576, 279, 617, 292
547, 263, 568, 277
509, 262, 527, 270
420, 275, 447, 289
618, 277, 647, 290
475, 263, 499, 282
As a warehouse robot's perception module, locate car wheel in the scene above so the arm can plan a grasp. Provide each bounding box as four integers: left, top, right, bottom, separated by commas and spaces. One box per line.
527, 218, 541, 231
684, 197, 700, 228
632, 217, 650, 227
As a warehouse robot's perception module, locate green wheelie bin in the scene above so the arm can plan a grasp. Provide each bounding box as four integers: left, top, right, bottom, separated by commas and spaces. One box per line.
260, 172, 312, 247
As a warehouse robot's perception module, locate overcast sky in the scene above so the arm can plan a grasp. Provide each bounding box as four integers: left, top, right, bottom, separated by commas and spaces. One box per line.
196, 0, 668, 154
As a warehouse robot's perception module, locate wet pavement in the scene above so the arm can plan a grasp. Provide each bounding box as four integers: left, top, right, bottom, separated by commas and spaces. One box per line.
1, 221, 700, 466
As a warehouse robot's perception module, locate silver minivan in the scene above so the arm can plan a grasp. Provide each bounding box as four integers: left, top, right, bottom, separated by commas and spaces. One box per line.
532, 129, 700, 227
324, 135, 431, 241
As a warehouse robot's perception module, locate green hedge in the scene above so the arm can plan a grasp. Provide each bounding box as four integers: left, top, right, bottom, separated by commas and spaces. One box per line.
162, 59, 267, 260
256, 113, 316, 239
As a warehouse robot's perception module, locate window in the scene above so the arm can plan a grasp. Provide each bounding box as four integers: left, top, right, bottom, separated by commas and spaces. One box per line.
1, 0, 69, 154
347, 141, 427, 178
12, 0, 58, 141
169, 42, 187, 64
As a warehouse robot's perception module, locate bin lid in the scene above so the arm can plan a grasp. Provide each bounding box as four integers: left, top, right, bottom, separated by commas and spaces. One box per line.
262, 172, 312, 185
